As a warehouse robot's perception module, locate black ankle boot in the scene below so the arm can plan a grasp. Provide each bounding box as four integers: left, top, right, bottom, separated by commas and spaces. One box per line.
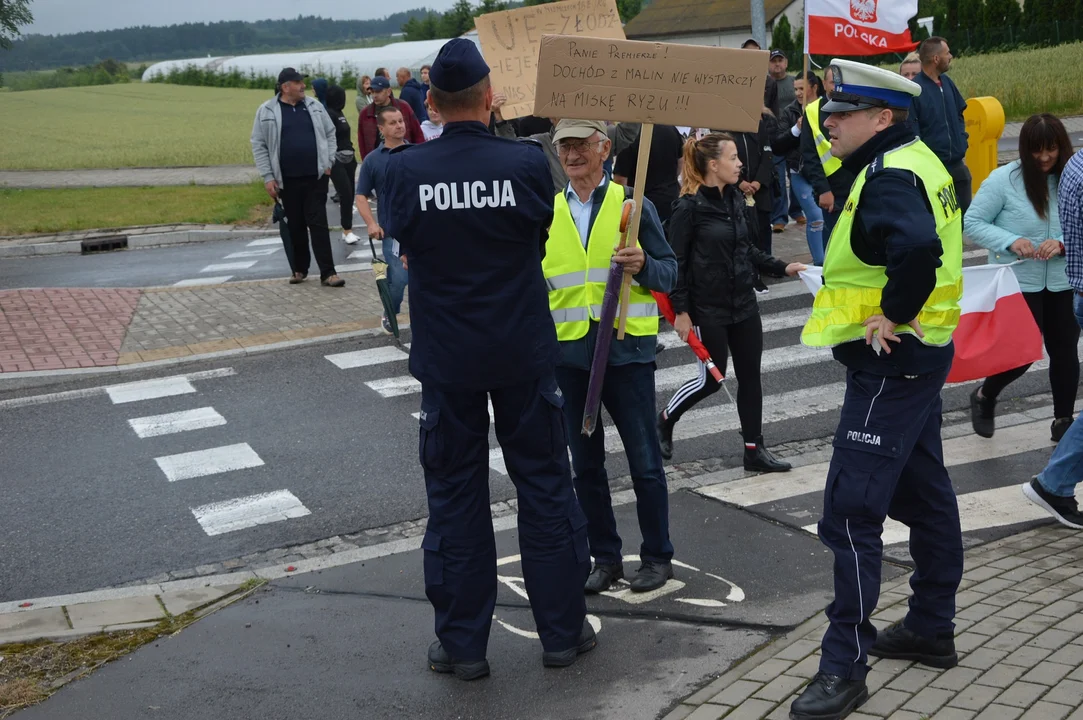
743, 436, 791, 473
970, 387, 996, 438
657, 412, 674, 460
790, 673, 868, 720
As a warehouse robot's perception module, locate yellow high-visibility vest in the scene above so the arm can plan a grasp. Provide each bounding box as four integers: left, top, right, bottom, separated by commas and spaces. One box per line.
543, 181, 658, 341
806, 98, 843, 177
802, 139, 963, 348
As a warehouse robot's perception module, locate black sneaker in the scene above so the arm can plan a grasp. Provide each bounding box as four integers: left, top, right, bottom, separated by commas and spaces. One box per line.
1023, 478, 1083, 530
1052, 417, 1074, 442
657, 411, 674, 460
584, 563, 624, 594
754, 279, 770, 296
542, 621, 597, 668
869, 621, 958, 669
629, 560, 673, 592
789, 672, 868, 720
427, 641, 490, 680
970, 387, 995, 438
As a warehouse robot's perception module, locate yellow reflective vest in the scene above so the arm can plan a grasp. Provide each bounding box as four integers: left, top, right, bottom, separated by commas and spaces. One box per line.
805, 99, 843, 177
801, 138, 963, 349
543, 181, 658, 341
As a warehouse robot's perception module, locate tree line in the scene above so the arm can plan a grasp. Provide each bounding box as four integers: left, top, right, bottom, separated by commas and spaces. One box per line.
0, 13, 434, 72
401, 0, 641, 42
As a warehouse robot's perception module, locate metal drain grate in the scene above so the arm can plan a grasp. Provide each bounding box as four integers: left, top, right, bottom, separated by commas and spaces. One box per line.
81, 235, 128, 254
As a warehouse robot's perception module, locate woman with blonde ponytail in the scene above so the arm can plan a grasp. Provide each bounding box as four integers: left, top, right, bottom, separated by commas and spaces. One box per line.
658, 133, 806, 472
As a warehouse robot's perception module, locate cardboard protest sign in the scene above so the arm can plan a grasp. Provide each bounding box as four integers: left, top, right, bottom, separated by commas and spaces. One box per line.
475, 0, 625, 120
533, 35, 768, 132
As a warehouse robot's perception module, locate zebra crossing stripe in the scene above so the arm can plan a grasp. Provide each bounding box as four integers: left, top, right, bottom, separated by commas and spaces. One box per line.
191, 490, 311, 536
326, 347, 409, 369
201, 261, 258, 272
225, 248, 280, 259
155, 443, 264, 482
246, 238, 283, 247
128, 407, 226, 438
173, 276, 233, 287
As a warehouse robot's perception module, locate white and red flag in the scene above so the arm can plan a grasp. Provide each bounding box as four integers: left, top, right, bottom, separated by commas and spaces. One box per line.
805, 0, 920, 56
799, 264, 1044, 384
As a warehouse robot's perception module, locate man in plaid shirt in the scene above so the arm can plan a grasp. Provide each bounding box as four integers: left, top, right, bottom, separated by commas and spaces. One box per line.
1024, 148, 1083, 528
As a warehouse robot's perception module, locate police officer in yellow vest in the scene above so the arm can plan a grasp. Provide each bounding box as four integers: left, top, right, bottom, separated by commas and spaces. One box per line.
790, 60, 965, 720
545, 119, 678, 594
801, 66, 858, 241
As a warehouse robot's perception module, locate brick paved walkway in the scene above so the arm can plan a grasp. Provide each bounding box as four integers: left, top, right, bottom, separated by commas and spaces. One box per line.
0, 278, 402, 373
0, 288, 141, 372
669, 524, 1083, 720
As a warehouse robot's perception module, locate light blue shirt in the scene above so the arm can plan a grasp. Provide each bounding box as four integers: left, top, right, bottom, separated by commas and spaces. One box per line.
565, 174, 607, 248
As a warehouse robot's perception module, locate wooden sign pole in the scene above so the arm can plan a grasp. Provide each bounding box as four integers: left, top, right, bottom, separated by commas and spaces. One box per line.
616, 122, 654, 340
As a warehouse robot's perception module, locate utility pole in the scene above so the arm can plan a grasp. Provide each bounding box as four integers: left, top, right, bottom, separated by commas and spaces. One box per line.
750, 0, 767, 49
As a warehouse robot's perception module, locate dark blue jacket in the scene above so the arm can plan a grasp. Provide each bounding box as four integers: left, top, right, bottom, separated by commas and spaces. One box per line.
311, 78, 329, 109
381, 121, 559, 391
908, 70, 969, 166
829, 124, 954, 377
399, 78, 429, 123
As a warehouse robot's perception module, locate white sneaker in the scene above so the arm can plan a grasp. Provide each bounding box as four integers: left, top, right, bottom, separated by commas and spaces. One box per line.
343, 232, 361, 245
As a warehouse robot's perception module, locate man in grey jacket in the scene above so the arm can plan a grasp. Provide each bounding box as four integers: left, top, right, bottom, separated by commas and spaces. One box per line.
251, 67, 344, 287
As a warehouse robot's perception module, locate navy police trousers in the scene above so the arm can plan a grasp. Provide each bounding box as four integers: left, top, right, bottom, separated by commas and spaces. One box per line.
818, 366, 964, 681
418, 373, 590, 661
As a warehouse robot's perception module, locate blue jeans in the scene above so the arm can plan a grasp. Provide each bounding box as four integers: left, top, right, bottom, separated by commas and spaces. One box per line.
1037, 294, 1083, 497
771, 157, 789, 226
383, 237, 408, 315
555, 362, 673, 566
790, 171, 825, 265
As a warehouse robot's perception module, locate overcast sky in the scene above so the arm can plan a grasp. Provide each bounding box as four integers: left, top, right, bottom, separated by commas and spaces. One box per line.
25, 0, 460, 36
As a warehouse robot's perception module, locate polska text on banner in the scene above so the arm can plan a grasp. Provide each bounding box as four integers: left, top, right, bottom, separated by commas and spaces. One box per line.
533, 35, 767, 132
475, 0, 625, 121
805, 0, 919, 56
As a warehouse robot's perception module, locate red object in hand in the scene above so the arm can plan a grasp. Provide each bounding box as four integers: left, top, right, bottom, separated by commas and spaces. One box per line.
653, 291, 724, 383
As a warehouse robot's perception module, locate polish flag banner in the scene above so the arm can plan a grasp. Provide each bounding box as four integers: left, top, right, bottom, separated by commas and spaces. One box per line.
798, 264, 1044, 384
805, 0, 919, 56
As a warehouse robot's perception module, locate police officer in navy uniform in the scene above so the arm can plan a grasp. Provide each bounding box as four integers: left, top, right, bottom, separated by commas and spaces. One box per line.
380, 38, 595, 681
790, 60, 965, 720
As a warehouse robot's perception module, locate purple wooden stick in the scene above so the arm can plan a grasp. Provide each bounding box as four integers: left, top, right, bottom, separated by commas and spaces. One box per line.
581, 259, 625, 436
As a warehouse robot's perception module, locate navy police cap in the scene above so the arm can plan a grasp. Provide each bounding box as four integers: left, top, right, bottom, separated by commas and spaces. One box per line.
822, 58, 921, 113
429, 38, 490, 93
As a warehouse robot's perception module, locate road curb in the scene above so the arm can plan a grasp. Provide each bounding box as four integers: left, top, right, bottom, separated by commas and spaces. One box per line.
0, 228, 277, 259
0, 323, 408, 384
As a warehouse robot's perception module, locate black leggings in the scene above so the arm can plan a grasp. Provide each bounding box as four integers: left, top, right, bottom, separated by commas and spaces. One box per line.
981, 289, 1080, 419
330, 158, 357, 231
663, 313, 764, 441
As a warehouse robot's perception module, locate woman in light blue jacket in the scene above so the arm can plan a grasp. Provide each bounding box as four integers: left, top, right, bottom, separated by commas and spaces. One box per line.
965, 114, 1078, 442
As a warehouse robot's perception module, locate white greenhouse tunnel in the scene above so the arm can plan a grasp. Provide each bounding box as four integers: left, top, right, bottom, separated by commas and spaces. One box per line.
141, 33, 481, 85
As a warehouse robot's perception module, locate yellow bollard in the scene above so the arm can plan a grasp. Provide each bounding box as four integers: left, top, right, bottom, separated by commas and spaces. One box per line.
964, 97, 1006, 197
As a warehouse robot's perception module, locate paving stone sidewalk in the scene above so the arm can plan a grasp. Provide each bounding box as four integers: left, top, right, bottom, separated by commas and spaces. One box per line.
0, 278, 404, 374
668, 523, 1083, 720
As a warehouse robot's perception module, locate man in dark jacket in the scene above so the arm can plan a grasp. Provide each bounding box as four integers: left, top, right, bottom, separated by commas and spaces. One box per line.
397, 67, 429, 123
358, 76, 425, 160
908, 37, 972, 214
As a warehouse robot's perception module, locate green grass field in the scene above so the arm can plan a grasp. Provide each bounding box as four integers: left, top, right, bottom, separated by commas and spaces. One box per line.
0, 183, 273, 236
0, 83, 363, 171
1, 43, 1081, 172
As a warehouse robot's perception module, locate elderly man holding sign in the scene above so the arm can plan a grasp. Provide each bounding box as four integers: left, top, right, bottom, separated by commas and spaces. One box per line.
545, 118, 677, 594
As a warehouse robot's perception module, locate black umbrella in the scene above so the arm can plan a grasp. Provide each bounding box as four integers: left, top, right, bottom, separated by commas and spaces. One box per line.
370, 238, 400, 338
272, 201, 297, 273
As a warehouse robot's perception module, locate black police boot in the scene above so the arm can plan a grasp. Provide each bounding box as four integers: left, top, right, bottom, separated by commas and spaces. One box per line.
743, 436, 792, 473
789, 672, 868, 720
970, 387, 996, 438
1052, 417, 1074, 442
584, 563, 624, 594
869, 621, 958, 669
658, 411, 674, 460
630, 560, 674, 592
542, 620, 598, 668
427, 641, 490, 680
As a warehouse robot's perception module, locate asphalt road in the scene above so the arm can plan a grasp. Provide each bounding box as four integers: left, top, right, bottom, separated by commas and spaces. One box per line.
0, 197, 371, 289
0, 272, 1070, 603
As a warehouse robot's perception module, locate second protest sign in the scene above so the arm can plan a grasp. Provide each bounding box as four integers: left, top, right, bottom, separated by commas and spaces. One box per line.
533, 35, 768, 132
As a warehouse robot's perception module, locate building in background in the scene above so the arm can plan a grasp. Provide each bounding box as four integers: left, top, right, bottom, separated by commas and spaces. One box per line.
623, 0, 803, 48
